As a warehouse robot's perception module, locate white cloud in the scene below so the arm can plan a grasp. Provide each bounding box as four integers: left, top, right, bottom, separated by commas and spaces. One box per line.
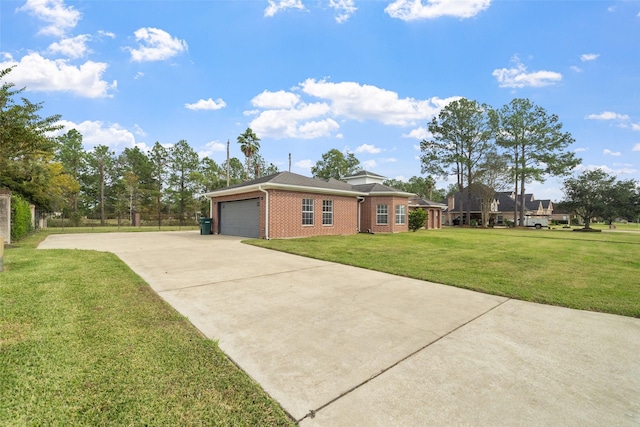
48, 34, 92, 59
251, 90, 300, 109
133, 124, 147, 137
295, 159, 315, 169
385, 0, 491, 21
185, 98, 227, 111
361, 159, 377, 169
98, 30, 116, 39
575, 163, 638, 176
330, 0, 357, 23
632, 123, 640, 131
300, 78, 458, 126
574, 147, 588, 153
18, 0, 80, 37
603, 149, 621, 156
198, 140, 226, 158
55, 120, 136, 148
580, 53, 599, 62
355, 144, 382, 154
297, 119, 340, 139
127, 28, 188, 62
570, 65, 582, 73
0, 52, 116, 98
403, 126, 430, 140
264, 0, 305, 17
248, 101, 337, 139
245, 79, 458, 140
134, 72, 144, 80
586, 111, 630, 120
381, 157, 397, 163
492, 58, 562, 88
633, 143, 640, 151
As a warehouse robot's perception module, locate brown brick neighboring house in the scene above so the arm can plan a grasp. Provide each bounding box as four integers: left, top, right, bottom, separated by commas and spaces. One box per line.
408, 197, 446, 229
203, 170, 414, 239
444, 188, 554, 226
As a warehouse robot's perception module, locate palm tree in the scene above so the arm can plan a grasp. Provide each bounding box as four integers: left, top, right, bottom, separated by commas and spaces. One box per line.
237, 127, 261, 180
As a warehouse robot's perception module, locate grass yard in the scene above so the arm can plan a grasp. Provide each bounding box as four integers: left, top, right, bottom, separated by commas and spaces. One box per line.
248, 227, 640, 318
0, 231, 294, 426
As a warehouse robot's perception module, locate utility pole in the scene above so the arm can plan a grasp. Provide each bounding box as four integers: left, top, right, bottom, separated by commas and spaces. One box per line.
288, 153, 291, 172
226, 139, 230, 186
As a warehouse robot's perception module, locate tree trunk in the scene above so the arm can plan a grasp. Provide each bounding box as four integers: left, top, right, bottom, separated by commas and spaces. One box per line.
100, 165, 105, 226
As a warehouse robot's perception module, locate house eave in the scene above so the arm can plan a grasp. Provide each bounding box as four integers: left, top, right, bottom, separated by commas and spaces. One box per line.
204, 183, 368, 198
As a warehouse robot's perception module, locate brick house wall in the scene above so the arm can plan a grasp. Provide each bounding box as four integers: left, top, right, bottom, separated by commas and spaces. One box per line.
210, 190, 359, 239
268, 190, 358, 238
360, 196, 409, 233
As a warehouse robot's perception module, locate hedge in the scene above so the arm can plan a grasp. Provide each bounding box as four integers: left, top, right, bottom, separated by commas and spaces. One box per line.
11, 194, 32, 241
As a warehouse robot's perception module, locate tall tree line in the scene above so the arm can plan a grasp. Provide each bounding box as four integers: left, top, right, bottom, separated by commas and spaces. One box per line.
52, 134, 274, 225
420, 97, 579, 226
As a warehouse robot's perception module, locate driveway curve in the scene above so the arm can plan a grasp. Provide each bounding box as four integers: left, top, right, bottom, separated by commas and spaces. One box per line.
39, 231, 640, 426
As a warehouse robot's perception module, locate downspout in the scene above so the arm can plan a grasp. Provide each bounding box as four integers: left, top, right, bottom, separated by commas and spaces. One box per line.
357, 197, 365, 233
259, 186, 269, 240
210, 197, 215, 234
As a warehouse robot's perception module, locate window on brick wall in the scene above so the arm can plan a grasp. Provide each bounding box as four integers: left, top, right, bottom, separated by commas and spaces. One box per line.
395, 204, 406, 225
302, 198, 314, 225
322, 200, 333, 225
376, 204, 388, 225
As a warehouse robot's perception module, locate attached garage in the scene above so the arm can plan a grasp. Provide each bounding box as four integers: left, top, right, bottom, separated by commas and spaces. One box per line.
219, 198, 260, 238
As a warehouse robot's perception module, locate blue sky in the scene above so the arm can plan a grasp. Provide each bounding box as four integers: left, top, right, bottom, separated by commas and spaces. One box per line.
2, 0, 639, 201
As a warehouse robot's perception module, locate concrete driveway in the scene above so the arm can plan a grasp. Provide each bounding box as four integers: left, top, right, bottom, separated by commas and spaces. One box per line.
39, 231, 640, 426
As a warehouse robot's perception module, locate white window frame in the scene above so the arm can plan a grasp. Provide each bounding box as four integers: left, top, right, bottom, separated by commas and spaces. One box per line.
395, 204, 406, 225
302, 198, 314, 226
322, 200, 333, 226
376, 204, 388, 225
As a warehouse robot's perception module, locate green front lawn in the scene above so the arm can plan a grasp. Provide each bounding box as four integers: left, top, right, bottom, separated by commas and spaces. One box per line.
248, 227, 640, 318
0, 232, 294, 426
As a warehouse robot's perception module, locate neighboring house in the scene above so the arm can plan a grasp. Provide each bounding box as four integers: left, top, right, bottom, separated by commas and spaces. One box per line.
444, 189, 554, 226
203, 170, 414, 239
408, 197, 446, 229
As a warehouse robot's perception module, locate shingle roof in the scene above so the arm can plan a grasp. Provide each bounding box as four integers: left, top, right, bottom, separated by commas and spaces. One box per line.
214, 172, 356, 192
205, 171, 412, 197
409, 197, 447, 208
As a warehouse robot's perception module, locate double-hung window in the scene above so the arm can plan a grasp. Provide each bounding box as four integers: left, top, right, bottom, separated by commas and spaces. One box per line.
322, 200, 333, 226
302, 198, 314, 225
395, 204, 406, 225
376, 204, 388, 225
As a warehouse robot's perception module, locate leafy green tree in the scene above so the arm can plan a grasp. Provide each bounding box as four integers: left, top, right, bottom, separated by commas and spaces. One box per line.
85, 145, 115, 225
422, 98, 495, 225
311, 149, 361, 180
196, 157, 224, 214
249, 153, 279, 179
237, 127, 261, 180
601, 178, 638, 224
149, 142, 169, 227
408, 208, 428, 232
221, 157, 245, 185
493, 98, 579, 225
119, 146, 154, 221
55, 129, 85, 213
474, 152, 511, 227
560, 169, 617, 229
384, 176, 443, 201
168, 140, 200, 224
0, 67, 62, 207
48, 161, 81, 223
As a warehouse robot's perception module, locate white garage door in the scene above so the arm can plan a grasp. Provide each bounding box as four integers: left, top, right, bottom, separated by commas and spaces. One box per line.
219, 198, 260, 238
